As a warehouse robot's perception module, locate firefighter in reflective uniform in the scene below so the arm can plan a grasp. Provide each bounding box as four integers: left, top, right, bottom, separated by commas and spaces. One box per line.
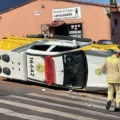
99, 46, 120, 112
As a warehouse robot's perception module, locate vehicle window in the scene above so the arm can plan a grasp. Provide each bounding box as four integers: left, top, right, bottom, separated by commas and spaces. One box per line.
97, 40, 113, 45
30, 45, 51, 51
101, 41, 113, 44
51, 46, 74, 52
63, 51, 87, 88
85, 50, 114, 57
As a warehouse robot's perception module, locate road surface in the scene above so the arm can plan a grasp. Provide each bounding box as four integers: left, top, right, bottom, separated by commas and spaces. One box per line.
0, 79, 119, 120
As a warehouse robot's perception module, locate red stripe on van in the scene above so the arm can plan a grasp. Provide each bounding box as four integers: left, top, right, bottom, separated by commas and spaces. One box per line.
44, 56, 56, 86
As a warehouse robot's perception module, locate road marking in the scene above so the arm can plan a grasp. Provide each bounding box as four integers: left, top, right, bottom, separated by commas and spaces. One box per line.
0, 108, 53, 120
27, 93, 109, 110
9, 95, 119, 119
0, 99, 97, 120
44, 92, 107, 104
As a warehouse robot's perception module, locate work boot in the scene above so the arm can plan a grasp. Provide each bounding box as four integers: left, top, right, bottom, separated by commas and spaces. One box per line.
114, 102, 120, 112
114, 108, 120, 112
106, 100, 112, 110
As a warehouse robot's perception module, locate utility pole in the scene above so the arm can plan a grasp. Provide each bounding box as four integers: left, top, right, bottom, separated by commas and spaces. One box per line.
110, 0, 117, 6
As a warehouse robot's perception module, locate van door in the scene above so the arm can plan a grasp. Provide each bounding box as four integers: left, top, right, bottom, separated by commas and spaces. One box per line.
63, 51, 88, 88
27, 54, 45, 82
26, 45, 51, 82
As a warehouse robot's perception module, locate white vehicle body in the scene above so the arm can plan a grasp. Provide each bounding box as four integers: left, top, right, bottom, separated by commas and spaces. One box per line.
26, 40, 110, 91
0, 38, 111, 91
0, 50, 27, 80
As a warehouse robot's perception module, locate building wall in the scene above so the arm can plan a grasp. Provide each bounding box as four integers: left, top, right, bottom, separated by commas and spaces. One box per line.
0, 0, 111, 41
111, 12, 120, 43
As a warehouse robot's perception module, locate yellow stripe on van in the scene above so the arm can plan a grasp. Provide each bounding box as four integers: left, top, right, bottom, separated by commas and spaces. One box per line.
0, 36, 44, 51
0, 36, 56, 51
0, 36, 118, 51
74, 44, 117, 52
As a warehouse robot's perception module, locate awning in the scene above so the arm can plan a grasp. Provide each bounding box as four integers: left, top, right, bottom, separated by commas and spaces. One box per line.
50, 20, 66, 27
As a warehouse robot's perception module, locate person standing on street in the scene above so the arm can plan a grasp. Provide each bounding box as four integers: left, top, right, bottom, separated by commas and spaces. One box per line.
98, 46, 120, 112
42, 26, 49, 38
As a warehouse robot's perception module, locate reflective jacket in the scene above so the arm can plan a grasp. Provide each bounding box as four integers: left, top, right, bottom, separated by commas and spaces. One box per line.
101, 55, 120, 83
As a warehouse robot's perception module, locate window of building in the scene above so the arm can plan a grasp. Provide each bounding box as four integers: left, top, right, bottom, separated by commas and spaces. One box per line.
67, 23, 83, 38
114, 19, 118, 26
112, 29, 116, 36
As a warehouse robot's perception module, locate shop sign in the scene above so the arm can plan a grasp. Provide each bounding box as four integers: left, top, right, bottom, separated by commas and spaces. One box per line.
67, 23, 83, 38
52, 7, 81, 21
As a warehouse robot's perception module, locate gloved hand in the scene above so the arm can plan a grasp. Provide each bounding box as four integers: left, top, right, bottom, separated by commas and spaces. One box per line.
95, 69, 103, 76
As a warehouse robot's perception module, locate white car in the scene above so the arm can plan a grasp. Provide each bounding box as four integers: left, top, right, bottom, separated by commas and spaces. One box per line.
26, 40, 91, 88
26, 39, 113, 91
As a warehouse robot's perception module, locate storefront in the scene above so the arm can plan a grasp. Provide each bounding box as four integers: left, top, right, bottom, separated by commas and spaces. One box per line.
41, 21, 83, 38
0, 0, 120, 42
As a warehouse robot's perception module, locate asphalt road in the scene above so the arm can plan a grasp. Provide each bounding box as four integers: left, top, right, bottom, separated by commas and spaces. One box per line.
0, 79, 119, 120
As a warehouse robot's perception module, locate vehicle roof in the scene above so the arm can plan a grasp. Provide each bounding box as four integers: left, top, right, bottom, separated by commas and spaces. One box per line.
43, 40, 91, 47
12, 39, 92, 53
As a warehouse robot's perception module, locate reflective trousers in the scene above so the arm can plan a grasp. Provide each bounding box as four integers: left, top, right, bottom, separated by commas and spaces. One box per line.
107, 83, 120, 108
